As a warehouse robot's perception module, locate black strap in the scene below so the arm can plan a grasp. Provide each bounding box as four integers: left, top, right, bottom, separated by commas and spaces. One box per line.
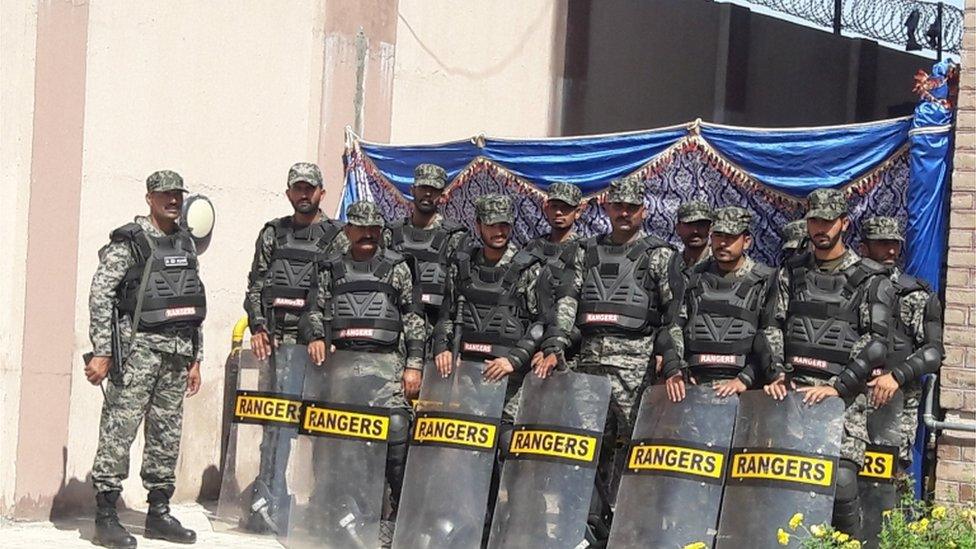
333, 280, 399, 296
695, 301, 760, 325
788, 301, 858, 323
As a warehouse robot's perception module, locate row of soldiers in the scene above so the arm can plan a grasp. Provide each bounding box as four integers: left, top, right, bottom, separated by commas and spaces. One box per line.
84, 161, 942, 547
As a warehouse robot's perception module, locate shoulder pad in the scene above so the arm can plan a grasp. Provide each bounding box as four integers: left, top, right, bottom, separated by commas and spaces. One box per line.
511, 249, 540, 268
389, 218, 407, 230
895, 272, 926, 294
382, 249, 406, 264
322, 217, 345, 230
690, 260, 712, 275
263, 216, 291, 232
110, 222, 143, 242
321, 251, 344, 269
858, 257, 886, 275
641, 234, 673, 250
751, 261, 776, 278
442, 218, 467, 233
784, 250, 811, 269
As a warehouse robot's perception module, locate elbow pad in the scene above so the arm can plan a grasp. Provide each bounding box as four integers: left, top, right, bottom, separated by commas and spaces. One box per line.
833, 369, 864, 399
297, 314, 320, 343
892, 344, 943, 385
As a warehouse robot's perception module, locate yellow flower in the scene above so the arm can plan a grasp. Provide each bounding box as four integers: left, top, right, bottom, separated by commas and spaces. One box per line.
831, 531, 850, 543
682, 543, 707, 549
881, 510, 892, 518
843, 541, 861, 549
809, 524, 827, 538
777, 528, 790, 546
932, 505, 947, 520
788, 513, 803, 530
908, 517, 930, 533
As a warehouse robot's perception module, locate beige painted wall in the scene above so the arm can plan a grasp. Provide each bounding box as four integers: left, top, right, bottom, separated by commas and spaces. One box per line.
389, 0, 566, 143
0, 0, 38, 516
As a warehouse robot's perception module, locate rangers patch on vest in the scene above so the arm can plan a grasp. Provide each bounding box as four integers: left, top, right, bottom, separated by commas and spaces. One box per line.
165, 306, 197, 318
791, 356, 830, 370
625, 439, 726, 483
695, 354, 739, 366
272, 297, 306, 308
859, 445, 897, 481
421, 293, 434, 303
463, 342, 492, 354
728, 448, 836, 493
584, 313, 619, 324
338, 328, 376, 339
299, 402, 389, 441
164, 256, 189, 267
508, 425, 601, 467
233, 391, 303, 427
411, 412, 498, 452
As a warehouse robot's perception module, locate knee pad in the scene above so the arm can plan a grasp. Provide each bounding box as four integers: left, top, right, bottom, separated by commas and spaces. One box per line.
832, 460, 862, 534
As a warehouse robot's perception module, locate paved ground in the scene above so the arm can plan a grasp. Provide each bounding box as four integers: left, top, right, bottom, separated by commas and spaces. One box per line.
0, 503, 285, 549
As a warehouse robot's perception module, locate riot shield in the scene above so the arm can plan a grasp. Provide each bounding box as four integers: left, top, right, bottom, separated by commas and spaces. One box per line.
214, 344, 310, 537
608, 385, 738, 549
860, 390, 904, 549
287, 349, 396, 549
715, 391, 845, 549
487, 371, 610, 549
392, 360, 507, 549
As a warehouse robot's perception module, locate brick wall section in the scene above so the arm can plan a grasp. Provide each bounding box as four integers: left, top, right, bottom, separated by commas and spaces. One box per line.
935, 0, 976, 506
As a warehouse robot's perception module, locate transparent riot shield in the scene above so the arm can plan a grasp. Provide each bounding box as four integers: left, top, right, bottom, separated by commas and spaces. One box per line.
287, 349, 396, 549
487, 371, 611, 549
392, 359, 508, 549
715, 391, 845, 548
608, 385, 738, 548
214, 344, 310, 538
860, 389, 905, 549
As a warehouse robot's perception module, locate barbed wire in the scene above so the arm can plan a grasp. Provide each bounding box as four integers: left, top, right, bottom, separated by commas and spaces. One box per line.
746, 0, 963, 54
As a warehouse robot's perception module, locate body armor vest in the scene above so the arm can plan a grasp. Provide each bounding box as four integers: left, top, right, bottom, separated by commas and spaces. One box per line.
262, 218, 342, 314
881, 272, 924, 376
785, 257, 879, 379
114, 223, 206, 330
577, 235, 670, 336
522, 236, 580, 270
684, 263, 774, 379
391, 219, 464, 311
327, 250, 405, 349
455, 248, 536, 360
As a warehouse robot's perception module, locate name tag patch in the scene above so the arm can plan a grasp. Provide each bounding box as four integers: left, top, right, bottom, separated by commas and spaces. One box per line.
165, 307, 197, 318
695, 354, 739, 366
462, 343, 493, 354
272, 297, 306, 308
584, 313, 619, 324
791, 356, 830, 370
164, 256, 189, 267
338, 328, 375, 339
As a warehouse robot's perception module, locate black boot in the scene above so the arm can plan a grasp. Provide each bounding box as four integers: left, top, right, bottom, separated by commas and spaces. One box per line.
93, 491, 137, 548
144, 489, 196, 544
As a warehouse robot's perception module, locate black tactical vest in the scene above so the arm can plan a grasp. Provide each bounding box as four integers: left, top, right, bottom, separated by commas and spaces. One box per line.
784, 255, 882, 378
577, 235, 670, 336
262, 217, 342, 314
880, 272, 925, 376
113, 223, 206, 330
522, 236, 580, 270
455, 247, 537, 360
684, 263, 775, 378
391, 219, 465, 311
327, 250, 405, 349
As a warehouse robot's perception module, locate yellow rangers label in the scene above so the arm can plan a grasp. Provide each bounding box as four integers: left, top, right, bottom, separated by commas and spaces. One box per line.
509, 428, 598, 464
860, 448, 896, 480
729, 450, 834, 487
627, 443, 725, 480
301, 404, 389, 441
412, 416, 497, 450
233, 392, 302, 425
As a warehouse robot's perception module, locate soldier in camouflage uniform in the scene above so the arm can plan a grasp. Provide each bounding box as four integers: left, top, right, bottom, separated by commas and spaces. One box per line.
764, 189, 895, 538
859, 216, 943, 465
662, 206, 779, 402
780, 219, 808, 261
86, 171, 203, 547
676, 200, 714, 271
301, 201, 424, 537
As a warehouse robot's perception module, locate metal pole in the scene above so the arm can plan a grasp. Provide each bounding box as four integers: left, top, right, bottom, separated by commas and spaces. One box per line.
833, 0, 842, 35
936, 2, 943, 62
923, 375, 976, 433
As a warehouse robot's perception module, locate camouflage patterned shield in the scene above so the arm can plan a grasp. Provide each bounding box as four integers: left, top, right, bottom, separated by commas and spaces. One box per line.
860, 390, 905, 549
392, 359, 507, 549
487, 371, 610, 549
286, 349, 395, 549
715, 391, 845, 549
608, 385, 738, 549
214, 344, 309, 537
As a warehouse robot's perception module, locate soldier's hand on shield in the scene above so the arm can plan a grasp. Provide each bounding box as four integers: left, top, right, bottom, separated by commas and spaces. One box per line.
483, 357, 515, 382
714, 378, 747, 398
797, 384, 838, 405
84, 355, 112, 385
186, 361, 202, 397
532, 353, 559, 379
763, 374, 794, 400
435, 350, 454, 377
250, 329, 274, 360
308, 339, 327, 365
403, 368, 422, 399
665, 373, 687, 402
867, 373, 899, 408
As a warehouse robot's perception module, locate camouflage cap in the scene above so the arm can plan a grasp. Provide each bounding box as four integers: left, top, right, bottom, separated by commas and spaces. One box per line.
605, 175, 645, 205
861, 216, 904, 242
146, 170, 187, 193
287, 162, 323, 188
345, 200, 385, 227
546, 182, 583, 206
711, 206, 752, 235
781, 219, 808, 250
475, 193, 514, 225
805, 188, 848, 220
414, 163, 448, 189
677, 200, 713, 223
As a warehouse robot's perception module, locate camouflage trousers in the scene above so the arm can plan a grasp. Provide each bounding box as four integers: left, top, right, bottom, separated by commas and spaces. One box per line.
92, 342, 189, 493
501, 371, 527, 423
901, 384, 922, 463
796, 376, 868, 466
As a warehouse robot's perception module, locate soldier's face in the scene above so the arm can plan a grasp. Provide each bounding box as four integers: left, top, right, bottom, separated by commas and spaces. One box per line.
345, 224, 382, 255
147, 190, 184, 221
411, 185, 443, 214
544, 199, 580, 230
477, 222, 511, 250
807, 216, 848, 250
711, 232, 750, 263
862, 239, 902, 266
605, 202, 645, 232
676, 220, 711, 248
286, 182, 323, 214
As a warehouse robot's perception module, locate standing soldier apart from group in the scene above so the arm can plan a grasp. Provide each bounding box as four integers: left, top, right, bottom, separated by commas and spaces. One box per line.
764, 188, 896, 538
86, 171, 204, 548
